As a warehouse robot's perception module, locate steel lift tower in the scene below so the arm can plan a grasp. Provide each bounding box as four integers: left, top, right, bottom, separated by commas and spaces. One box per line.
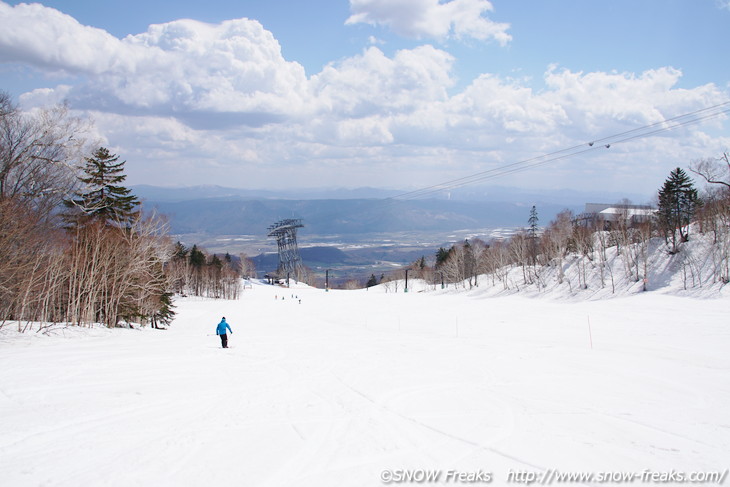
267, 219, 306, 282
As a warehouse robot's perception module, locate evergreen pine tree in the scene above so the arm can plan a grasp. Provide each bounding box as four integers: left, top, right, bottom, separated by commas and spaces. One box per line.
366, 274, 378, 288
64, 147, 140, 227
188, 245, 206, 296
657, 167, 699, 253
150, 291, 176, 329
209, 254, 223, 271
189, 245, 206, 268
528, 205, 539, 238
173, 241, 189, 261
528, 205, 539, 264
435, 247, 451, 267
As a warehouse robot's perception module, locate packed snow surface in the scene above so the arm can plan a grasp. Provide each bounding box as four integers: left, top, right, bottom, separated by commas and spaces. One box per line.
1, 281, 728, 486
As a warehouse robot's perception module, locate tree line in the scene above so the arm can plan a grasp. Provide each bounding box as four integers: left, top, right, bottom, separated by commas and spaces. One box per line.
165, 244, 257, 300
376, 162, 730, 293
0, 92, 242, 331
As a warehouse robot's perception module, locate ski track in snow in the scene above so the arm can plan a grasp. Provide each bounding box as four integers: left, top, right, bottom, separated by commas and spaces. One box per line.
0, 280, 729, 486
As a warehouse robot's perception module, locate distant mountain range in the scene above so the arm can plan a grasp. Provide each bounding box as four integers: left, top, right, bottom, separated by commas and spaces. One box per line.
133, 184, 651, 277
141, 196, 574, 236
134, 184, 649, 237
133, 185, 402, 203
134, 184, 648, 206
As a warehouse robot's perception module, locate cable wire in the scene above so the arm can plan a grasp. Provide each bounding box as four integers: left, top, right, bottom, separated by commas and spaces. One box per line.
387, 101, 730, 202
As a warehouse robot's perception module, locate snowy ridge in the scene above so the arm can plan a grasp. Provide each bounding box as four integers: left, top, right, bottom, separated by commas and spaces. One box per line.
375, 229, 729, 301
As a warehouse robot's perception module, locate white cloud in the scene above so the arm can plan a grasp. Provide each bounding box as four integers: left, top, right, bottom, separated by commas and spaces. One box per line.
367, 35, 385, 45
305, 45, 456, 146
0, 2, 127, 73
539, 66, 724, 136
0, 3, 309, 124
119, 19, 309, 115
346, 0, 511, 44
2, 2, 728, 194
311, 45, 454, 118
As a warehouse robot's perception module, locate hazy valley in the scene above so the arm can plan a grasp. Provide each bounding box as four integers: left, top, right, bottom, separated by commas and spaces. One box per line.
135, 184, 649, 281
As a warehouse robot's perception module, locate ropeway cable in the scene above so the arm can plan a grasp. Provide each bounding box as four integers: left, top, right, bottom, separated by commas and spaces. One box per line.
387, 100, 730, 202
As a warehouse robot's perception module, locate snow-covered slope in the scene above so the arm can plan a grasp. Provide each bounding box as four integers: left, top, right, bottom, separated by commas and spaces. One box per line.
419, 231, 729, 301
1, 279, 728, 486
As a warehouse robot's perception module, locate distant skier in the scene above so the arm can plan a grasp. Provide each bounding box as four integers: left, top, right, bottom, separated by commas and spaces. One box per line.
216, 317, 232, 348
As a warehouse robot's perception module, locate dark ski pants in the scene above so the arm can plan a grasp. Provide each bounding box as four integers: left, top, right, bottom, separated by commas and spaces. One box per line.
219, 333, 228, 348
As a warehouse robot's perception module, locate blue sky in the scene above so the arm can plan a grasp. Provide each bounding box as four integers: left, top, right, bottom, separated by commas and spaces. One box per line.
1, 0, 729, 198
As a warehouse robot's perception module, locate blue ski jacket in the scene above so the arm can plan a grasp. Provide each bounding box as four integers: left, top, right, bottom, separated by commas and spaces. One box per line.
216, 319, 232, 335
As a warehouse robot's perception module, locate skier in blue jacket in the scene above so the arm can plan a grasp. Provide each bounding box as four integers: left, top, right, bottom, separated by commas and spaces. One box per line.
216, 317, 232, 348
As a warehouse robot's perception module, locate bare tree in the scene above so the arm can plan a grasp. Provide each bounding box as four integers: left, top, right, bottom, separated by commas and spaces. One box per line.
542, 210, 574, 285
467, 239, 487, 288
239, 253, 257, 279
635, 220, 654, 290
1, 98, 89, 218
690, 153, 730, 190
343, 279, 362, 290
508, 230, 531, 285
61, 211, 174, 327
592, 219, 616, 293
478, 239, 512, 290
0, 198, 65, 327
0, 91, 14, 118
613, 201, 636, 280
572, 223, 594, 289
697, 186, 730, 283
440, 243, 466, 287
